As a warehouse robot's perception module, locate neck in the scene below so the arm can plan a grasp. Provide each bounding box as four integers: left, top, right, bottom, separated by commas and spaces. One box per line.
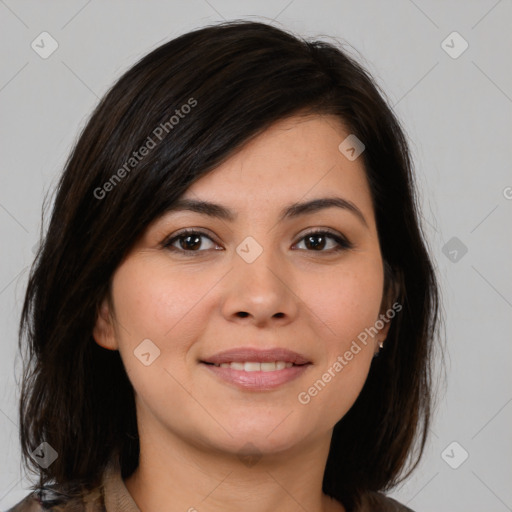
123, 414, 345, 512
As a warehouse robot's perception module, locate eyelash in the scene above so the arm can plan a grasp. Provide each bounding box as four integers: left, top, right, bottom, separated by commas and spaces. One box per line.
161, 228, 353, 255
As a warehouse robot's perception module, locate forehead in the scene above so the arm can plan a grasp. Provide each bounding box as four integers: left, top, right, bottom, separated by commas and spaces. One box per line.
181, 114, 375, 222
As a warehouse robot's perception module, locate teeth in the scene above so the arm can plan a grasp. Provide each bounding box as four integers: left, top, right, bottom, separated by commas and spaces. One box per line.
214, 361, 294, 371
260, 362, 276, 372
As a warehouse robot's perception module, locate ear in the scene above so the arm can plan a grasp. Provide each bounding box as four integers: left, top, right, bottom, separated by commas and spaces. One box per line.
92, 297, 118, 350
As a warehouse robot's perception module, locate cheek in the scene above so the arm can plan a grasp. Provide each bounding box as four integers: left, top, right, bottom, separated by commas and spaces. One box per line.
108, 258, 220, 394
300, 258, 384, 348
294, 257, 383, 420
111, 257, 215, 342
108, 258, 209, 410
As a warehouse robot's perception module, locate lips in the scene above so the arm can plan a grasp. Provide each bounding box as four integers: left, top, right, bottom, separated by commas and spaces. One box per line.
201, 347, 311, 366
200, 347, 312, 391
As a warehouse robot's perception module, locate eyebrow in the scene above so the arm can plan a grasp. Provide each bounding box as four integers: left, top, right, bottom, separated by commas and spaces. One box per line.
165, 196, 368, 228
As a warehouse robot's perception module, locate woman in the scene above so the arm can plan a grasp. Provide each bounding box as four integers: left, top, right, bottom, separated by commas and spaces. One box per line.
9, 20, 441, 512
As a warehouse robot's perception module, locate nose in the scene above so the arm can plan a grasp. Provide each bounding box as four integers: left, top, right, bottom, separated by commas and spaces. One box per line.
220, 244, 299, 328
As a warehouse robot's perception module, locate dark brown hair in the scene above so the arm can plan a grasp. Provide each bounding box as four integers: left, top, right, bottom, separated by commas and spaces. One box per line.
18, 19, 443, 509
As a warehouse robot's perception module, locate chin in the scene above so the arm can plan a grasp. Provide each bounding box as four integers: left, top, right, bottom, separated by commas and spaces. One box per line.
206, 419, 314, 456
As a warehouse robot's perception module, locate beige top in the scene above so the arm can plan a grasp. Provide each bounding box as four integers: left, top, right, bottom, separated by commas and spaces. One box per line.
7, 459, 414, 512
102, 460, 140, 512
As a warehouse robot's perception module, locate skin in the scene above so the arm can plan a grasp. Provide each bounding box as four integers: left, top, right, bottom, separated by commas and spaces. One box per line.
93, 114, 392, 512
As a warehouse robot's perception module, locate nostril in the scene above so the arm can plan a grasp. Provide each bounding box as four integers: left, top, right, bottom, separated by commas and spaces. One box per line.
237, 312, 249, 318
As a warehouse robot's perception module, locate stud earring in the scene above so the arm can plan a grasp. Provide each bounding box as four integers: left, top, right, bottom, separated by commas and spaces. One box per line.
373, 340, 384, 358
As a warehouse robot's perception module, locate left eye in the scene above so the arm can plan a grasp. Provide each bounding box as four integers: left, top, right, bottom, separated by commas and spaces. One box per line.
293, 231, 352, 252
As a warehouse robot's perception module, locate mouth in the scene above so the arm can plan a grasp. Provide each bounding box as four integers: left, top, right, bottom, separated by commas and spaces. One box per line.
202, 361, 301, 371
199, 347, 312, 391
201, 347, 311, 366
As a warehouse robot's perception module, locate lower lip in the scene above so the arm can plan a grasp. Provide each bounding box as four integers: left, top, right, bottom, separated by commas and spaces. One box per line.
201, 363, 311, 391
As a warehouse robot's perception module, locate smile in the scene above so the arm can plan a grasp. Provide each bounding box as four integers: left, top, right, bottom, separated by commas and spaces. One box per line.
209, 361, 295, 371
199, 347, 311, 390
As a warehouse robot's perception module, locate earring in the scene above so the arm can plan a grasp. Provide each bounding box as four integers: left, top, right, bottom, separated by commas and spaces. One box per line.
373, 340, 384, 358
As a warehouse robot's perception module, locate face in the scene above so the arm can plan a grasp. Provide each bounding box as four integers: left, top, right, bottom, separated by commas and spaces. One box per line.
94, 114, 391, 457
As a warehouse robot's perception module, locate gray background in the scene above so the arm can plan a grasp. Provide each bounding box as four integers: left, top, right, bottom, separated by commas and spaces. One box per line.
1, 1, 511, 511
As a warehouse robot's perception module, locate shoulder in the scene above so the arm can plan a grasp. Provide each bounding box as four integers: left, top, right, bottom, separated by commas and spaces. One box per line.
356, 490, 415, 512
5, 484, 105, 512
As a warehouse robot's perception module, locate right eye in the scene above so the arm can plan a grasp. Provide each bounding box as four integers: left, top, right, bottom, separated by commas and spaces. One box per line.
161, 229, 223, 255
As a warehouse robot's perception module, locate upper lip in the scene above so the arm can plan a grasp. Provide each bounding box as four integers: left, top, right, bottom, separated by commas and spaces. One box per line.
201, 347, 311, 365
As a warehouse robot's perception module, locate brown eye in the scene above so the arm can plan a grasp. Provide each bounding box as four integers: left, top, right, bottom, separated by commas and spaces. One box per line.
162, 230, 221, 253
294, 230, 353, 252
